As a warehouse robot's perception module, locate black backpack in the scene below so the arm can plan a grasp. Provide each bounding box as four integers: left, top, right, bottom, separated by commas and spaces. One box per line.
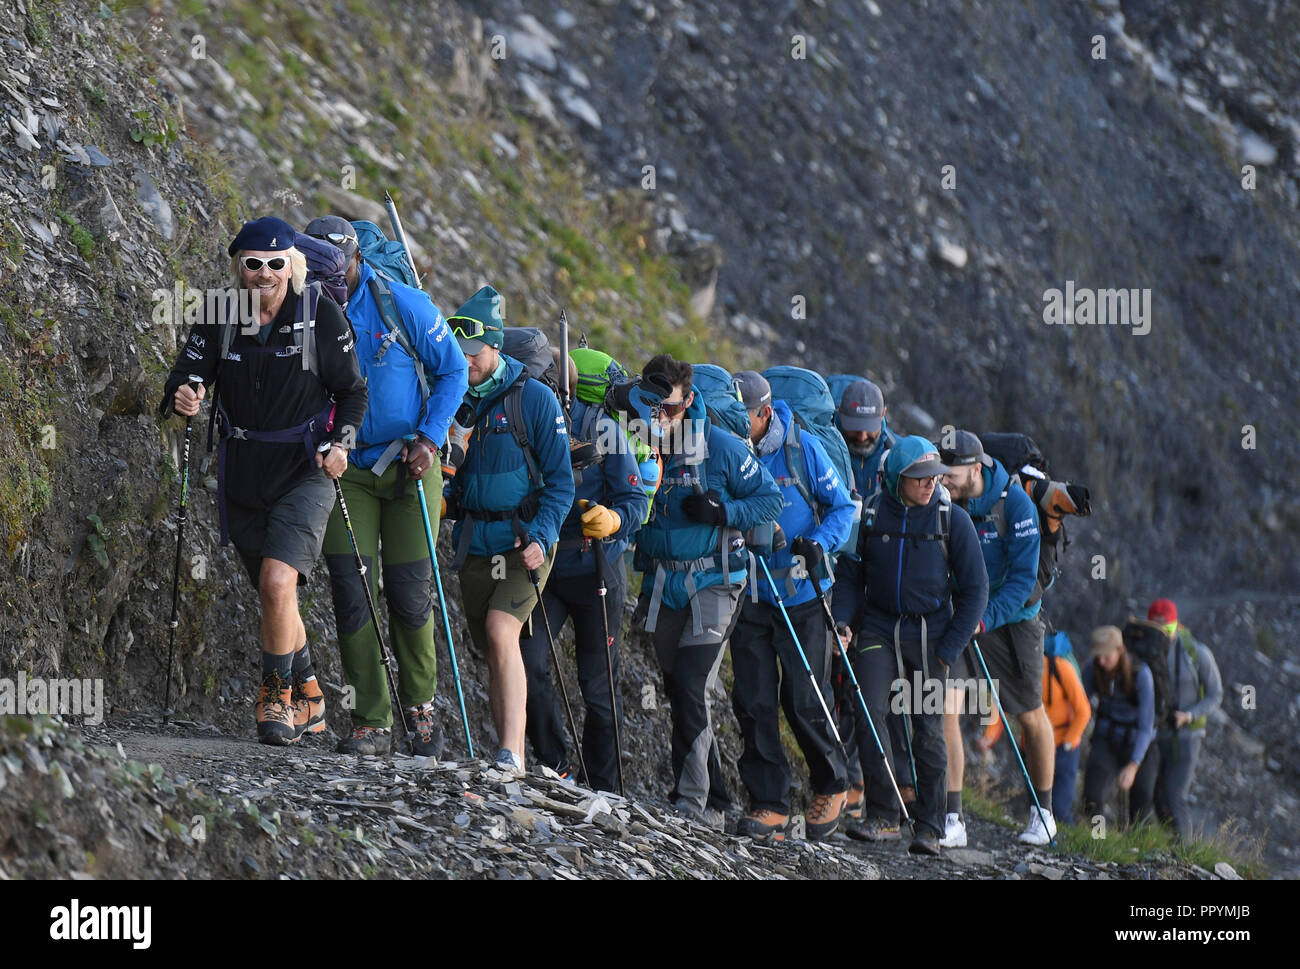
1122, 617, 1176, 729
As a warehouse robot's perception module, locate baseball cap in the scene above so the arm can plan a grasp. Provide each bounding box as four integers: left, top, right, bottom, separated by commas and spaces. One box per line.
838, 379, 884, 432
1089, 625, 1123, 658
731, 371, 772, 411
939, 429, 992, 468
304, 215, 360, 257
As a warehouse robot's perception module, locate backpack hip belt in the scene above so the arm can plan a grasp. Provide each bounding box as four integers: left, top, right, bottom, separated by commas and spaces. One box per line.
213, 401, 336, 546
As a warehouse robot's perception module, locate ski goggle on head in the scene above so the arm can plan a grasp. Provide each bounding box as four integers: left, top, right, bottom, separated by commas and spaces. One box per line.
239, 255, 290, 272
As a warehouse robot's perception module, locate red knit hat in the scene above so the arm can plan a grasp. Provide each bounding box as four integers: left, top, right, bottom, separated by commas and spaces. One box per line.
1147, 598, 1178, 625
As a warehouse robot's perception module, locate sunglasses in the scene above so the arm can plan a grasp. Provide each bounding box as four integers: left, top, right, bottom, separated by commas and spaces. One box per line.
311, 231, 358, 249
239, 255, 289, 272
660, 397, 689, 417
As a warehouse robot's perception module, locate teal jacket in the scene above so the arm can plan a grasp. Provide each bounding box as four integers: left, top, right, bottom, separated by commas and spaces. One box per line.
633, 391, 783, 611
449, 355, 575, 556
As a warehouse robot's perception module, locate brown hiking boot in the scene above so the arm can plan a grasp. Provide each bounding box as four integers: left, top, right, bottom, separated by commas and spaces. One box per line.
336, 725, 393, 756
806, 790, 847, 841
845, 782, 865, 820
292, 676, 325, 737
256, 671, 296, 746
737, 808, 789, 840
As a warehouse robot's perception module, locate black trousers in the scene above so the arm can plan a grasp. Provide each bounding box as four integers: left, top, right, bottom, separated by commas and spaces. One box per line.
851, 634, 948, 837
731, 597, 847, 813
834, 655, 917, 789
520, 564, 626, 792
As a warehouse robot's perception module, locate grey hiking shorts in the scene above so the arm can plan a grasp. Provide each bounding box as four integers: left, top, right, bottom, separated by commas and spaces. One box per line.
228, 472, 335, 589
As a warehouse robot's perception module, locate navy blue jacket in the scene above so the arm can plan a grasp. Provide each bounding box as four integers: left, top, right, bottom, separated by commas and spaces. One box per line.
833, 487, 989, 665
1082, 659, 1156, 765
553, 401, 649, 579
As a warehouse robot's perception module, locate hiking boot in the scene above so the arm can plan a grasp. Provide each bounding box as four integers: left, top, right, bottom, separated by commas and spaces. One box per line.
845, 816, 902, 842
845, 782, 865, 820
406, 702, 444, 759
1018, 808, 1057, 846
291, 676, 325, 738
336, 726, 392, 756
940, 812, 967, 848
256, 672, 297, 746
671, 798, 725, 832
737, 809, 789, 840
909, 826, 941, 856
494, 748, 524, 777
806, 790, 848, 841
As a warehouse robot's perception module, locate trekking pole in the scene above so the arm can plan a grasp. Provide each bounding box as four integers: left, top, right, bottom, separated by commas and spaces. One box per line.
383, 190, 421, 290
754, 555, 848, 756
593, 539, 625, 795
383, 193, 471, 754
971, 638, 1056, 847
559, 309, 571, 406
511, 518, 589, 786
162, 375, 202, 723
811, 583, 912, 821
323, 444, 412, 741
415, 473, 473, 758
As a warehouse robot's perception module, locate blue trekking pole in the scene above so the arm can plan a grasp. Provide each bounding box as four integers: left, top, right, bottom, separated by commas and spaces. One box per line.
415, 470, 473, 759
754, 555, 848, 757
810, 582, 912, 821
383, 195, 474, 758
971, 638, 1056, 847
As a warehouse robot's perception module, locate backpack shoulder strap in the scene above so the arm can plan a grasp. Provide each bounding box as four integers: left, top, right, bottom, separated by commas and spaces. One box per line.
938, 493, 952, 566
294, 281, 323, 377
782, 417, 821, 525
367, 276, 429, 411
500, 372, 541, 487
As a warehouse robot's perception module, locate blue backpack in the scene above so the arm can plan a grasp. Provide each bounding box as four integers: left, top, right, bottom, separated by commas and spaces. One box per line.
348, 220, 431, 416
1044, 629, 1080, 704
824, 373, 863, 410
763, 367, 857, 552
691, 363, 751, 441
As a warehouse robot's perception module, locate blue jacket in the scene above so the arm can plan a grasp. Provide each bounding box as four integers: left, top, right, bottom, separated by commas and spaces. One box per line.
553, 401, 650, 579
449, 355, 575, 556
1082, 659, 1156, 765
754, 400, 855, 608
634, 391, 783, 611
346, 261, 469, 469
962, 458, 1042, 631
833, 487, 989, 665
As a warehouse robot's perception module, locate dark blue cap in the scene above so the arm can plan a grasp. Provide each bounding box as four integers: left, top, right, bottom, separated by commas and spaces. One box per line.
228, 217, 296, 257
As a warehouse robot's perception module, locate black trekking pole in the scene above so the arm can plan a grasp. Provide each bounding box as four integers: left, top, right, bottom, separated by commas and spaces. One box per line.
511, 518, 589, 787
754, 555, 850, 760
971, 637, 1057, 847
162, 375, 202, 724
811, 583, 913, 822
593, 539, 625, 795
323, 444, 412, 742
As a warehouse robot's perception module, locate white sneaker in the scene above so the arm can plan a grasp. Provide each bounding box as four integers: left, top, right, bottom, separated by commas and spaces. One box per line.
939, 812, 967, 847
1018, 808, 1057, 845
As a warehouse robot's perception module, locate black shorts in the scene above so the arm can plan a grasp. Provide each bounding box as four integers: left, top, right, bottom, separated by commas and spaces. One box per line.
227, 473, 334, 589
975, 615, 1045, 717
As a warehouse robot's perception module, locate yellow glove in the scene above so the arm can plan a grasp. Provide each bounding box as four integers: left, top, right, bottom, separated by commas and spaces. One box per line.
578, 499, 621, 539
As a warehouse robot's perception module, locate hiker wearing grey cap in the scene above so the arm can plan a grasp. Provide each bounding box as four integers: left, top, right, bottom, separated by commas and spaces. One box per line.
830, 378, 910, 818
941, 428, 1055, 845
832, 436, 988, 854
309, 214, 468, 757
728, 370, 855, 840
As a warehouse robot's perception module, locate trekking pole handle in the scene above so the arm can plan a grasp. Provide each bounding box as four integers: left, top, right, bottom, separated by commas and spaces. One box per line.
510, 517, 540, 583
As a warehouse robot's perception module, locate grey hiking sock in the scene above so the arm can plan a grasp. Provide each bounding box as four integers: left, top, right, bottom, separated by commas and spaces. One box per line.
262, 650, 293, 683
291, 642, 315, 681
